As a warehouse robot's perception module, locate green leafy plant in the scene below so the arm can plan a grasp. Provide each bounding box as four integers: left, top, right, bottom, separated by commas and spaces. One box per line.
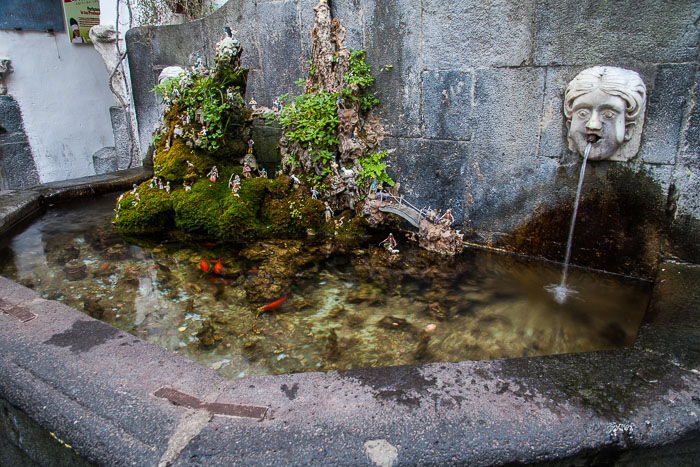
278, 91, 339, 162
342, 49, 379, 112
288, 201, 302, 220
357, 151, 394, 187
153, 68, 245, 152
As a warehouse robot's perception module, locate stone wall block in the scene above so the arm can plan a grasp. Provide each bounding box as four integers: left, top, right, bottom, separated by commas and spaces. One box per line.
380, 136, 468, 224
126, 27, 159, 158
470, 67, 545, 161
151, 22, 206, 68
639, 64, 695, 164
422, 70, 473, 141
363, 0, 422, 138
465, 67, 553, 234
538, 66, 577, 158
462, 149, 560, 238
534, 0, 700, 65
257, 1, 305, 107
299, 0, 319, 60
0, 96, 40, 190
679, 66, 700, 168
330, 0, 365, 53
422, 0, 535, 68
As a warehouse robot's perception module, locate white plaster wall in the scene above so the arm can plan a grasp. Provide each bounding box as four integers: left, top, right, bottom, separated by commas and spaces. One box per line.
0, 30, 116, 183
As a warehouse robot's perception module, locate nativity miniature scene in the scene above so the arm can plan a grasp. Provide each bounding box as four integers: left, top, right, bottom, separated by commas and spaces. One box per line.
0, 2, 654, 380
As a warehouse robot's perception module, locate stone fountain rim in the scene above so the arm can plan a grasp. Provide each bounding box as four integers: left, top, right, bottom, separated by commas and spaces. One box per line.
0, 169, 699, 465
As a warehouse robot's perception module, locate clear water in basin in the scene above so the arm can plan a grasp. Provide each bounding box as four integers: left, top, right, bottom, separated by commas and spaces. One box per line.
0, 193, 652, 380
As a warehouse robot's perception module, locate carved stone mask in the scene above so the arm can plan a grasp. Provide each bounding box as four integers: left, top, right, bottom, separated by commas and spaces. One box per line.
564, 66, 647, 161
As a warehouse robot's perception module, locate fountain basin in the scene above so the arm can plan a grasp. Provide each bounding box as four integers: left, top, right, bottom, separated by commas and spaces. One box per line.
1, 173, 699, 465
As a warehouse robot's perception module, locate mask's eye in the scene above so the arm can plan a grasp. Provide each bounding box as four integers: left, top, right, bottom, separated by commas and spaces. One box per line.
603, 111, 617, 119
576, 109, 590, 119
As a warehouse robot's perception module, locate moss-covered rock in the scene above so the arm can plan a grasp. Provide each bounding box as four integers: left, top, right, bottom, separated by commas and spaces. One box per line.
114, 184, 174, 234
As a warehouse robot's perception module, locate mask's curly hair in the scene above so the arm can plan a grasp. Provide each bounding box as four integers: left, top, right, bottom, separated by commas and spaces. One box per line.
564, 66, 646, 123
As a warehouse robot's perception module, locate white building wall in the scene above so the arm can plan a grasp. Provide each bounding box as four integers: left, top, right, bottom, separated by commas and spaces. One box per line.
0, 29, 116, 183
0, 0, 229, 185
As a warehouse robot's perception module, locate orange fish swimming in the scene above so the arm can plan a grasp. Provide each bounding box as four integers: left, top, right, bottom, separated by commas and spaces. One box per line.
247, 269, 259, 274
256, 295, 288, 317
100, 262, 113, 271
213, 259, 223, 275
199, 258, 209, 272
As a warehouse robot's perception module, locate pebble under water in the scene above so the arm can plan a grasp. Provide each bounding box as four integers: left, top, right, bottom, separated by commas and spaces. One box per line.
0, 193, 652, 380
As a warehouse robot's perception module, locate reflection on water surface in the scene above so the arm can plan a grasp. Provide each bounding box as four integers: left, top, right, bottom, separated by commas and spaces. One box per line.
0, 194, 652, 380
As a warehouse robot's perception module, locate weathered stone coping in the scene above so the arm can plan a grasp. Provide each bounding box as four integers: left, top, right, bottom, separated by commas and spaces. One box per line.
0, 174, 698, 464
0, 167, 151, 238
0, 257, 699, 464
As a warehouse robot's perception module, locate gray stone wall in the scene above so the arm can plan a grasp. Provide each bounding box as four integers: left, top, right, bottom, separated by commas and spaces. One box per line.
0, 96, 39, 190
126, 0, 700, 267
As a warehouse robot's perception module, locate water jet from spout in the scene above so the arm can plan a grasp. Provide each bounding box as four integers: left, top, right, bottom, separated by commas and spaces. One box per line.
546, 140, 593, 304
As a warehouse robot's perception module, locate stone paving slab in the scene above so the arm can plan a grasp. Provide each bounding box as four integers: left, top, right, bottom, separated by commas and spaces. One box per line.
0, 261, 699, 465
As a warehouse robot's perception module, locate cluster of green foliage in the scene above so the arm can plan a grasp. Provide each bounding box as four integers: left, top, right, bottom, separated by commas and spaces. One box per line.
153, 68, 247, 152
343, 50, 380, 112
278, 90, 339, 171
357, 151, 394, 187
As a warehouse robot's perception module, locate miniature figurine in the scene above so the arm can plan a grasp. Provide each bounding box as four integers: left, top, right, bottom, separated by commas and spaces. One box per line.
369, 178, 379, 194
166, 181, 171, 193
324, 202, 334, 222
231, 175, 241, 196
195, 53, 204, 71
183, 181, 192, 192
207, 165, 219, 182
186, 160, 194, 168
149, 176, 157, 189
258, 168, 268, 178
336, 95, 344, 109
249, 98, 257, 110
247, 138, 254, 154
440, 208, 454, 227
334, 216, 345, 228
242, 162, 252, 178
158, 178, 164, 190
130, 184, 138, 195
311, 187, 319, 199
380, 233, 399, 254
352, 127, 358, 142
290, 174, 301, 189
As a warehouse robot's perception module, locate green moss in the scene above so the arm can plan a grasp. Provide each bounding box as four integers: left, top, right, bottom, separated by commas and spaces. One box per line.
114, 183, 174, 234
171, 178, 226, 236
154, 139, 216, 183
218, 195, 265, 241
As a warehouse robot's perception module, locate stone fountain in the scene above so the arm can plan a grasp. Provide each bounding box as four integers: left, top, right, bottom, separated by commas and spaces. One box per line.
550, 66, 648, 302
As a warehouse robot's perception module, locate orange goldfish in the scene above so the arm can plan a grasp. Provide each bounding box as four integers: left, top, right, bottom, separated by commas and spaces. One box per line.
256, 295, 288, 317
199, 258, 209, 272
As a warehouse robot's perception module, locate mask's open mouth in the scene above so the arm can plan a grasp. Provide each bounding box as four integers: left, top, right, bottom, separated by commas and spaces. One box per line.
586, 133, 601, 144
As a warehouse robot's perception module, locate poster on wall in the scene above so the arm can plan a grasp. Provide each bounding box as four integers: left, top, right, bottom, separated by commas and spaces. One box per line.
63, 0, 100, 44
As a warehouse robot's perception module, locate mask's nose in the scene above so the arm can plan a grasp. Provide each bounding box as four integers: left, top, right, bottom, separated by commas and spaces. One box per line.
586, 111, 602, 131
